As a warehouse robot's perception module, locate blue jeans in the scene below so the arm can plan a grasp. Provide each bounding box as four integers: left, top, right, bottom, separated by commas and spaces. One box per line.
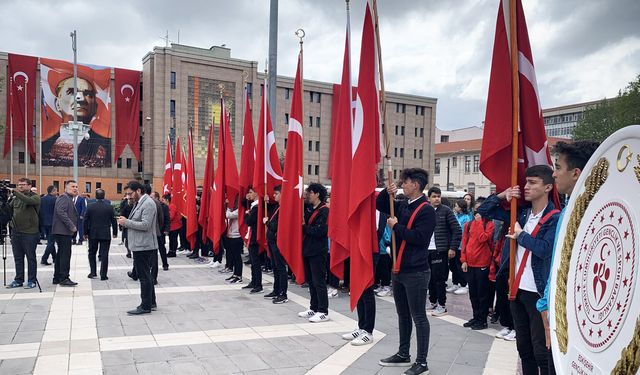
41, 225, 57, 263
392, 270, 431, 364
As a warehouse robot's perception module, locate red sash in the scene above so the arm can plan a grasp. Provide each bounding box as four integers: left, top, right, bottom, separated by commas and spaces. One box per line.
509, 209, 560, 299
303, 204, 326, 240
393, 202, 428, 274
269, 207, 280, 222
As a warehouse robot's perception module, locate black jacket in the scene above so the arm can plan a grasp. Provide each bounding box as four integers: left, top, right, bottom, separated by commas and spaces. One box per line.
244, 202, 259, 246
161, 202, 170, 234
432, 204, 462, 252
84, 199, 118, 240
266, 203, 280, 243
39, 193, 57, 227
376, 190, 436, 273
302, 203, 329, 257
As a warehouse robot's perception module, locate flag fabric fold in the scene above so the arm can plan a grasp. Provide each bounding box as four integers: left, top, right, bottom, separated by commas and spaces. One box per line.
114, 68, 141, 161
162, 137, 173, 195
4, 53, 37, 160
185, 132, 198, 248
278, 52, 305, 285
238, 89, 256, 240
198, 124, 215, 241
172, 138, 184, 217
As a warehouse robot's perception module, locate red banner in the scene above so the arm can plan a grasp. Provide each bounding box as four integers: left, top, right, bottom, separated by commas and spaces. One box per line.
40, 57, 111, 167
238, 90, 255, 240
114, 68, 140, 161
163, 137, 173, 195
185, 131, 198, 248
4, 53, 37, 161
172, 138, 184, 216
198, 125, 214, 241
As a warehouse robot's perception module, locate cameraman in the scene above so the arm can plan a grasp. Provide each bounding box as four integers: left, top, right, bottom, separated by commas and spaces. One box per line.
7, 178, 41, 289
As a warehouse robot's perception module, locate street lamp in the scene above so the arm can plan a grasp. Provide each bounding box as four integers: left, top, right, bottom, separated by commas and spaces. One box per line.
446, 149, 465, 191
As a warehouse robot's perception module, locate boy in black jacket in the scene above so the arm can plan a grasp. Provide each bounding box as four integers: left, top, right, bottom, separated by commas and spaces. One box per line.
297, 183, 330, 323
377, 168, 436, 375
264, 186, 288, 304
243, 187, 263, 294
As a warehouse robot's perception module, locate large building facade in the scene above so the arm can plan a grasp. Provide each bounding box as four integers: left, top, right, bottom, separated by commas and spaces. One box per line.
0, 44, 437, 199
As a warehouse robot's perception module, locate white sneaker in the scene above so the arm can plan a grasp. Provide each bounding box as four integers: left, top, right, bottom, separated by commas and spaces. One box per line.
454, 286, 469, 295
431, 305, 447, 317
503, 329, 517, 341
426, 303, 438, 312
351, 332, 374, 346
209, 261, 221, 269
446, 284, 460, 293
342, 329, 364, 341
376, 286, 392, 297
328, 288, 339, 298
495, 327, 511, 339
298, 309, 315, 318
309, 313, 330, 323
373, 286, 382, 294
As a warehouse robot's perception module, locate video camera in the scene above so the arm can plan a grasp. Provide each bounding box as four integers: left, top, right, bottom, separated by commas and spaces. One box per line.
0, 179, 16, 235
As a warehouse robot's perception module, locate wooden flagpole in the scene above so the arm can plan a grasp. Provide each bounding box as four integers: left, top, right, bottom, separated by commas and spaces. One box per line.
371, 0, 397, 269
296, 29, 305, 223
508, 0, 520, 300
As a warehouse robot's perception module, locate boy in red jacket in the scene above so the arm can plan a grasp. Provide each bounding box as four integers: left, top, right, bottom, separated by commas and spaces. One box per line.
460, 210, 495, 330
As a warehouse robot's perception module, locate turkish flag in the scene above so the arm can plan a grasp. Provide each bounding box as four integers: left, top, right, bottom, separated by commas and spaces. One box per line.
278, 53, 305, 285
185, 131, 198, 248
328, 22, 353, 281
162, 137, 173, 195
198, 124, 215, 241
252, 82, 283, 252
208, 100, 239, 252
114, 68, 141, 161
180, 147, 188, 217
480, 0, 554, 194
238, 89, 255, 239
348, 1, 382, 310
4, 53, 37, 160
172, 138, 184, 217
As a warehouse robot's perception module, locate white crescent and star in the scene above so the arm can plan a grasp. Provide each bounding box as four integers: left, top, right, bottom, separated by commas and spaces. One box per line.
13, 71, 28, 92
120, 84, 134, 103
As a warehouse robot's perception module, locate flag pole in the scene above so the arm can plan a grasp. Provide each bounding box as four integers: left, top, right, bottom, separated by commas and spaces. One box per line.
296, 28, 305, 223
9, 76, 14, 183
39, 84, 42, 191
507, 0, 520, 300
371, 0, 397, 269
24, 78, 28, 178
263, 75, 268, 229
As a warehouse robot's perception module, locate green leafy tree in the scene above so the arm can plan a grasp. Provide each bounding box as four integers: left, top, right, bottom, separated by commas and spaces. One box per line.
573, 75, 640, 142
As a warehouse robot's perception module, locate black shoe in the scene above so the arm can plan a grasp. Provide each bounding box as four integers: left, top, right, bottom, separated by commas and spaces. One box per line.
41, 261, 51, 266
188, 254, 199, 259
490, 313, 500, 324
225, 275, 237, 281
153, 280, 158, 285
300, 282, 308, 288
463, 318, 477, 328
127, 307, 151, 315
59, 279, 78, 287
229, 277, 243, 284
264, 291, 278, 298
126, 253, 132, 258
242, 283, 255, 290
250, 287, 263, 294
162, 265, 169, 271
52, 279, 60, 285
244, 260, 251, 265
471, 321, 488, 330
379, 353, 412, 367
273, 295, 288, 304
127, 271, 138, 281
101, 276, 109, 281
404, 362, 429, 375
167, 252, 176, 258
87, 273, 97, 279
151, 303, 157, 311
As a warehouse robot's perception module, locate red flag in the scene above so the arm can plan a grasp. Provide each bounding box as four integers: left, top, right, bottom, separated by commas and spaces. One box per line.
172, 138, 184, 217
114, 68, 141, 161
480, 0, 554, 194
252, 81, 283, 252
185, 131, 198, 248
162, 137, 173, 195
4, 53, 37, 160
208, 99, 239, 252
238, 89, 255, 239
180, 148, 188, 217
278, 52, 305, 285
348, 1, 382, 310
198, 124, 215, 241
328, 18, 353, 281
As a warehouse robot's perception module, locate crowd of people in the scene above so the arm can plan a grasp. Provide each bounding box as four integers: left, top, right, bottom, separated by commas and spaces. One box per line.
4, 140, 600, 375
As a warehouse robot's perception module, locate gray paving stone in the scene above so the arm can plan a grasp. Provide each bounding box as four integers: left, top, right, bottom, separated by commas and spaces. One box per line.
0, 321, 20, 332
0, 357, 36, 374
274, 368, 309, 375
132, 347, 165, 363
18, 319, 46, 332
11, 330, 43, 343
123, 324, 151, 336
257, 350, 299, 370
244, 339, 281, 354
169, 359, 207, 374
136, 361, 172, 375
200, 355, 241, 374
104, 364, 138, 375
188, 343, 224, 358
96, 316, 122, 327
98, 325, 126, 337
161, 345, 195, 360
448, 362, 485, 375
454, 349, 489, 367
228, 353, 271, 372
0, 312, 25, 322
216, 341, 249, 356
245, 369, 279, 375
101, 350, 135, 366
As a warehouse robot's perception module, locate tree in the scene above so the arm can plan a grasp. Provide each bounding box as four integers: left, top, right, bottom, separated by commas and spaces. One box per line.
573, 75, 640, 142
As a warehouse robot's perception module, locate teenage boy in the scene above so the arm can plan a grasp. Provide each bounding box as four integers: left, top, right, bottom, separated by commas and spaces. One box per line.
478, 165, 560, 375
243, 187, 263, 294
377, 168, 436, 375
264, 186, 288, 304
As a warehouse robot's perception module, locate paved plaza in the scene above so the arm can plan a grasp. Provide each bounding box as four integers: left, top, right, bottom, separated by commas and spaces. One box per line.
0, 240, 518, 374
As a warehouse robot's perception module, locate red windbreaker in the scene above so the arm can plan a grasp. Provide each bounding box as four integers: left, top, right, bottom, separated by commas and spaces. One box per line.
460, 219, 495, 268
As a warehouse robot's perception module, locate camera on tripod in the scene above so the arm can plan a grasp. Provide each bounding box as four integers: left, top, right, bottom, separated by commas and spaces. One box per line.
0, 179, 16, 235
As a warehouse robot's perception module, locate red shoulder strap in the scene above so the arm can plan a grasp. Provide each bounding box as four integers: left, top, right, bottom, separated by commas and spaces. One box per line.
393, 202, 428, 274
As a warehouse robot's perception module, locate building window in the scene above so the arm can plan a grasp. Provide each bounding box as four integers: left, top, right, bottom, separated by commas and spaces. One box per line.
284, 138, 287, 149
467, 182, 476, 196
170, 71, 176, 89
415, 106, 420, 115
246, 82, 253, 100
126, 158, 132, 169
414, 128, 418, 137
421, 107, 425, 116
309, 91, 314, 102
315, 141, 320, 152
464, 156, 471, 173
316, 117, 321, 128
395, 103, 406, 113
395, 125, 399, 135
440, 135, 449, 143
393, 169, 397, 179
394, 148, 398, 157
419, 150, 423, 159
307, 165, 312, 175
138, 161, 143, 173
400, 148, 404, 158
420, 128, 424, 138
285, 88, 290, 100
117, 183, 122, 194
85, 182, 91, 193
316, 93, 321, 103
96, 182, 102, 189
308, 141, 313, 151
285, 113, 289, 125
260, 84, 264, 96
473, 155, 480, 172
309, 116, 313, 127
170, 100, 176, 118
452, 156, 457, 167
435, 158, 440, 175
447, 183, 454, 191
401, 126, 405, 136
53, 180, 60, 191
490, 184, 497, 194
18, 152, 24, 164
117, 158, 122, 168
314, 165, 319, 175
414, 149, 417, 159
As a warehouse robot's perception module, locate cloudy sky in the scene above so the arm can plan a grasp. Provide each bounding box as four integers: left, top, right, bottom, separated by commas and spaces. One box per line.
2, 0, 639, 130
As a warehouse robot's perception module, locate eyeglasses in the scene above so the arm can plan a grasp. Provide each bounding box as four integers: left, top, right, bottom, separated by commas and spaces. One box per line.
17, 183, 29, 186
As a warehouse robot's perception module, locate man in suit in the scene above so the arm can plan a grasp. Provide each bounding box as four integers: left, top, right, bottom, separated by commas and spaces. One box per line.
40, 185, 58, 265
84, 189, 117, 280
52, 180, 79, 286
74, 193, 87, 245
117, 181, 158, 315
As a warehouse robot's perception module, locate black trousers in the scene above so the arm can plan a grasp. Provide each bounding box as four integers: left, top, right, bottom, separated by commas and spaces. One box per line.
179, 217, 189, 250
223, 238, 232, 268
495, 272, 514, 329
150, 248, 160, 283
467, 266, 490, 322
248, 244, 262, 287
158, 235, 168, 268
268, 241, 288, 296
326, 252, 340, 289
10, 232, 39, 284
88, 239, 110, 278
41, 225, 57, 263
224, 237, 243, 277
213, 239, 224, 263
53, 234, 73, 282
303, 253, 328, 314
449, 250, 467, 287
511, 289, 549, 375
133, 250, 156, 310
168, 230, 179, 254
356, 254, 379, 333
393, 270, 431, 365
428, 251, 448, 306
375, 253, 392, 287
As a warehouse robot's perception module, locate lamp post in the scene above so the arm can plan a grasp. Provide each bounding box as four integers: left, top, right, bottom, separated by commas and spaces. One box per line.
445, 149, 465, 191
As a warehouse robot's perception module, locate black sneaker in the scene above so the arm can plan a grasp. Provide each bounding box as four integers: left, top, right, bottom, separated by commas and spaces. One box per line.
273, 295, 288, 304
463, 318, 477, 328
242, 283, 255, 290
250, 287, 264, 294
264, 291, 278, 298
404, 362, 429, 375
229, 277, 243, 284
379, 353, 411, 367
471, 321, 488, 330
490, 313, 500, 324
225, 275, 237, 281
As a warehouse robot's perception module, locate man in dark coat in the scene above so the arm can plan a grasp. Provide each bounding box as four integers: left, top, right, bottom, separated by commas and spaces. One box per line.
39, 185, 58, 265
84, 188, 117, 280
